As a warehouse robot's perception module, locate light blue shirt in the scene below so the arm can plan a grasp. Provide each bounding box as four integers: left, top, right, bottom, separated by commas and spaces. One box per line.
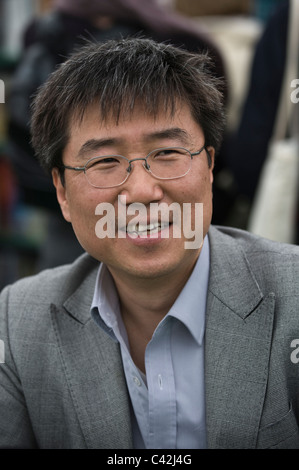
91, 236, 210, 449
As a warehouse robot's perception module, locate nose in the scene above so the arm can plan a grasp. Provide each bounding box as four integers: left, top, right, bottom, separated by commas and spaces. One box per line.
120, 159, 164, 205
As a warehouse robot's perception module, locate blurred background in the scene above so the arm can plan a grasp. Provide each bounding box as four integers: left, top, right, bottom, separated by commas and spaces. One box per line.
0, 0, 291, 289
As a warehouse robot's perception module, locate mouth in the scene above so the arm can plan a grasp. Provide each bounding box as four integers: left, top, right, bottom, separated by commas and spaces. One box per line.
125, 221, 171, 238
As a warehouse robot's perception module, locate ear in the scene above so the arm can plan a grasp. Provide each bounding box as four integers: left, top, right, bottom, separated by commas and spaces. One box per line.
206, 146, 215, 183
52, 168, 72, 222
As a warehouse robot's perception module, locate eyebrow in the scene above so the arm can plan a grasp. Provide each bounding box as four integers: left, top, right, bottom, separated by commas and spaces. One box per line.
77, 138, 119, 159
144, 128, 190, 145
76, 127, 191, 159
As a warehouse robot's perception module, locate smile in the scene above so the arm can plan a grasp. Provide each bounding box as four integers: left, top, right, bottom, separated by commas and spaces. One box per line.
126, 221, 171, 238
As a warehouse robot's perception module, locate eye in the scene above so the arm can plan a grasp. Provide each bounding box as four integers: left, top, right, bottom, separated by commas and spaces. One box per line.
87, 156, 122, 170
153, 148, 186, 160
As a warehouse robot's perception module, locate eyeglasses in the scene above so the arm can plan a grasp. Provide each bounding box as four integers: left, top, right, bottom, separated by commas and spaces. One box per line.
62, 145, 206, 189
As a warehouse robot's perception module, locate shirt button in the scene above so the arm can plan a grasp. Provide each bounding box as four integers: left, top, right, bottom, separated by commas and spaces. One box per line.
133, 376, 142, 387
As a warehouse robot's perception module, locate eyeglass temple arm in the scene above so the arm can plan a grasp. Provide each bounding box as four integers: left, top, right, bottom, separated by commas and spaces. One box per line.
191, 145, 212, 167
63, 164, 86, 171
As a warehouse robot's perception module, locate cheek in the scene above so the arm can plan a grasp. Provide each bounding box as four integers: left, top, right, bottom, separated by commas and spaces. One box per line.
189, 173, 213, 225
66, 188, 119, 247
188, 170, 213, 200
66, 191, 98, 239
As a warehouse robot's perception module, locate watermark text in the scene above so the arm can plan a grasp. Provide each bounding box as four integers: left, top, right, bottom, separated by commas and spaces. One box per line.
291, 79, 299, 103
290, 339, 299, 364
0, 339, 4, 363
0, 79, 4, 103
95, 196, 203, 249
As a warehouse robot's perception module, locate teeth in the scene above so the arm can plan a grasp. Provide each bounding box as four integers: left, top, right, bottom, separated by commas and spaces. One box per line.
126, 221, 169, 237
127, 222, 158, 233
138, 223, 156, 232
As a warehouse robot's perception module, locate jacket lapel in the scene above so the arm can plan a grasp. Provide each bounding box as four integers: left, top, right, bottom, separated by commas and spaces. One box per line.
205, 227, 275, 448
50, 259, 132, 449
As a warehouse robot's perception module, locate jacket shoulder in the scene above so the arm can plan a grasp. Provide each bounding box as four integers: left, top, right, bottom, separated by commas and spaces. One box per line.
210, 225, 299, 256
209, 225, 299, 293
0, 253, 99, 310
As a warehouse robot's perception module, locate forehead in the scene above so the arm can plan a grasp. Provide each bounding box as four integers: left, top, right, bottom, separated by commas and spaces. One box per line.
68, 99, 203, 145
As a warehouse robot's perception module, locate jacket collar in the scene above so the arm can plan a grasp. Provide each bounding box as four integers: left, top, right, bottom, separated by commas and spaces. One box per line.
207, 225, 263, 318
62, 254, 98, 324
64, 227, 264, 324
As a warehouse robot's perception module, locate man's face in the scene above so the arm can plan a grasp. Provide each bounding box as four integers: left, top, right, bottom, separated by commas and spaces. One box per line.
52, 101, 214, 284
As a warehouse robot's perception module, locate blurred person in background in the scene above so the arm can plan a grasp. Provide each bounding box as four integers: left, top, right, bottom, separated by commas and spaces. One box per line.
252, 0, 286, 22
7, 0, 226, 271
227, 1, 299, 240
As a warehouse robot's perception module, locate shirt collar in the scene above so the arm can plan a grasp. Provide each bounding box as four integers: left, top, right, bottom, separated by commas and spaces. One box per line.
166, 236, 209, 345
91, 263, 127, 344
91, 236, 210, 347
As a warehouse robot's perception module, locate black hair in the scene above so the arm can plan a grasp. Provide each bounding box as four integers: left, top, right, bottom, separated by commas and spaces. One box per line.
31, 37, 225, 173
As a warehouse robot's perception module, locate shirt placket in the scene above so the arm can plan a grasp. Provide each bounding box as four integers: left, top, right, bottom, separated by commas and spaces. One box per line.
145, 318, 177, 449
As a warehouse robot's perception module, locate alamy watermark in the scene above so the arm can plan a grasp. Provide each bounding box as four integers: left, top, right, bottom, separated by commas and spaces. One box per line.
0, 79, 4, 103
290, 79, 299, 103
0, 340, 4, 364
95, 196, 203, 249
290, 339, 299, 364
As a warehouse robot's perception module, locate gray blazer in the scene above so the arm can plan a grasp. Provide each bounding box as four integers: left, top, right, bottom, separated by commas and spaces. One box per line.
0, 226, 299, 449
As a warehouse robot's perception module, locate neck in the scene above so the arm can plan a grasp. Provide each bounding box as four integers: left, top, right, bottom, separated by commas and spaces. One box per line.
108, 260, 198, 372
113, 262, 196, 320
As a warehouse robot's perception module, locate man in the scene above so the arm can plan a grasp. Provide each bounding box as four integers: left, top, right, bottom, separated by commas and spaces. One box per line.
0, 38, 299, 449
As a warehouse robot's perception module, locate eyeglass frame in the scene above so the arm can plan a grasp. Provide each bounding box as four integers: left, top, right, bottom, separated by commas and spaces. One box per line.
61, 144, 209, 189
